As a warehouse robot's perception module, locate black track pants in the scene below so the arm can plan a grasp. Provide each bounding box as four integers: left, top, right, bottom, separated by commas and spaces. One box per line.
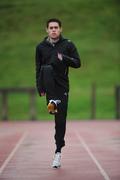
54, 92, 68, 153
43, 65, 57, 100
43, 65, 68, 152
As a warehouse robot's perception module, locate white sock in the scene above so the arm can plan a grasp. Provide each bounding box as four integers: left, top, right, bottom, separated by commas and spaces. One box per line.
49, 99, 61, 105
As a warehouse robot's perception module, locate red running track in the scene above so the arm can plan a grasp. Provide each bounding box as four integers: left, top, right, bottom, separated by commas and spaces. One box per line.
0, 121, 120, 180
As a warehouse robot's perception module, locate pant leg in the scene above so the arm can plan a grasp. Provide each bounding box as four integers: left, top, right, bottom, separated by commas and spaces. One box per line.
43, 65, 57, 100
54, 92, 68, 153
43, 65, 68, 152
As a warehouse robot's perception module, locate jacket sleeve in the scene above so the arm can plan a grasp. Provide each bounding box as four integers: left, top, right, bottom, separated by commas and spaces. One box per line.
35, 45, 42, 95
62, 41, 81, 68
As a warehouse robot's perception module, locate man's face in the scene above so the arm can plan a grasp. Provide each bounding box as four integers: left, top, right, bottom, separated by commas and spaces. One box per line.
46, 22, 62, 40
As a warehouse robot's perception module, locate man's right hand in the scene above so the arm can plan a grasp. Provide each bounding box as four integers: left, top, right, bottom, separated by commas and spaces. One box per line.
40, 92, 46, 96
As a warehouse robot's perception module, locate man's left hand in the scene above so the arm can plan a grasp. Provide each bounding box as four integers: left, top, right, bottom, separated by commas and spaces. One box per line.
58, 53, 63, 61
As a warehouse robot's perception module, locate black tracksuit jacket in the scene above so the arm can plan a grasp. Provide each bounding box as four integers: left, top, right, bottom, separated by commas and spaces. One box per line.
35, 36, 81, 95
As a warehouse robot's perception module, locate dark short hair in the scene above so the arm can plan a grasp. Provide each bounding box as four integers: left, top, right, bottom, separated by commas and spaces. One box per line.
46, 18, 62, 28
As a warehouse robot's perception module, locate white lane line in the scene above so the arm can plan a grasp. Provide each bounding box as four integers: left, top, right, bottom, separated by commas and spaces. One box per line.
0, 131, 28, 175
75, 131, 110, 180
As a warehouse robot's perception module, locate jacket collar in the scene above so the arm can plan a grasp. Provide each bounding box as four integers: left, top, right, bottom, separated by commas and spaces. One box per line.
43, 35, 64, 46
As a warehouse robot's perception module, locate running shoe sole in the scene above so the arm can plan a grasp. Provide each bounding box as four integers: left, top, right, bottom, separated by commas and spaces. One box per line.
47, 102, 57, 114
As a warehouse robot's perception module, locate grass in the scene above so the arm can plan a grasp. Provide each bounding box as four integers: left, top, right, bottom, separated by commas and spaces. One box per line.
0, 0, 120, 120
0, 86, 116, 120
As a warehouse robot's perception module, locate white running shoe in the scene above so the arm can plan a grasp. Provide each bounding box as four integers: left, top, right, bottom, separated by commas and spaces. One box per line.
52, 152, 61, 168
48, 100, 61, 114
49, 100, 61, 105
